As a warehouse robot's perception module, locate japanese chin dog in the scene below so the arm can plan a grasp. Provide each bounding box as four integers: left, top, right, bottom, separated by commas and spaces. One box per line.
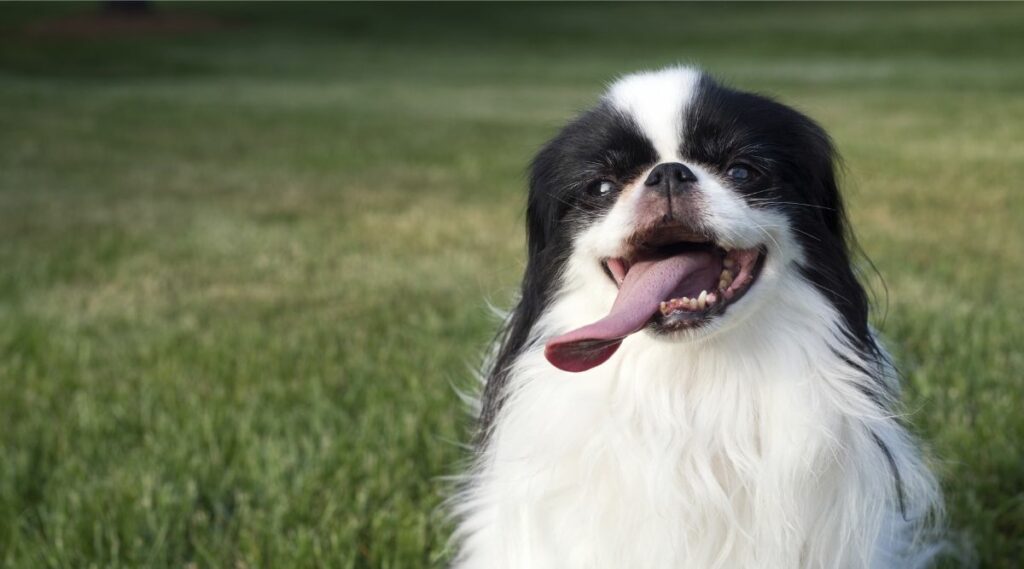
451, 66, 945, 568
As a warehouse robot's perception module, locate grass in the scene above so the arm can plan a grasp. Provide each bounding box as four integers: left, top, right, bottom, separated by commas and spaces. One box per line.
0, 2, 1021, 567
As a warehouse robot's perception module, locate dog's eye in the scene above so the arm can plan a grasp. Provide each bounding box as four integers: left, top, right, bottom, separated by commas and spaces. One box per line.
725, 165, 752, 182
587, 180, 616, 196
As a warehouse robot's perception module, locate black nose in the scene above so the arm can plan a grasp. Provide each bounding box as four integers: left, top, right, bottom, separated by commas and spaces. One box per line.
644, 162, 697, 195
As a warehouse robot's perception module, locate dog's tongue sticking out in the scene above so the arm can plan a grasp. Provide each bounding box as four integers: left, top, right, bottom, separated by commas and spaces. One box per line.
544, 251, 713, 372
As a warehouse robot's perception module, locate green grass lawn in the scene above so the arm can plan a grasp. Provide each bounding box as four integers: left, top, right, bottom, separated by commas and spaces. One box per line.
1, 2, 1021, 567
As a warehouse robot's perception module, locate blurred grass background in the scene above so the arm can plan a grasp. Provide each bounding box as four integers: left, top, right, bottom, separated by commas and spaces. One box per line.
0, 2, 1021, 567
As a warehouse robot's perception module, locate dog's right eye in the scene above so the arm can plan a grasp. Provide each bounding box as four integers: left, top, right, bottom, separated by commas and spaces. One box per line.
587, 180, 616, 197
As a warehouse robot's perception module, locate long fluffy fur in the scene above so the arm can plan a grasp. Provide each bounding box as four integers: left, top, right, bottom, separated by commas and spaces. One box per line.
451, 66, 943, 569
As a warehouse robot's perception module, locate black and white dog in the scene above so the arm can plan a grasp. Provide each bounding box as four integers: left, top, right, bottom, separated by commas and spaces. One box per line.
453, 67, 943, 568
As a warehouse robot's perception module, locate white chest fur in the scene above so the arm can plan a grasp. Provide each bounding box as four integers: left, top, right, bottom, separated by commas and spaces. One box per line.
452, 290, 939, 569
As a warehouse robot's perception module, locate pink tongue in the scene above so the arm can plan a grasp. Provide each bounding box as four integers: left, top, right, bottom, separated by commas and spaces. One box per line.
544, 253, 709, 372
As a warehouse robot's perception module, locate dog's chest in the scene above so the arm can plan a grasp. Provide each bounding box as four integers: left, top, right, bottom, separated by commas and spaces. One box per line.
459, 350, 835, 569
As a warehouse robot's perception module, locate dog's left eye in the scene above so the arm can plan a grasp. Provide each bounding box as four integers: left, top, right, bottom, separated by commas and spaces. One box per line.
587, 180, 616, 196
726, 164, 754, 182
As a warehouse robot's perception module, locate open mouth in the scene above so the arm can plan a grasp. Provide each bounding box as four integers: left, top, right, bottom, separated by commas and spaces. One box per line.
544, 225, 765, 373
606, 239, 764, 333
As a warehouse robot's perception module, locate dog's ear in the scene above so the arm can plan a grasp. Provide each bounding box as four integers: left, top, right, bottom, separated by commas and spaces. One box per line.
524, 147, 558, 274
800, 120, 847, 244
787, 118, 882, 361
477, 139, 569, 441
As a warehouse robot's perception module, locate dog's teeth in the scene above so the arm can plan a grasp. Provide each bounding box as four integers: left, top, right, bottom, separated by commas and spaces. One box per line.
719, 269, 734, 290
723, 258, 736, 270
660, 300, 669, 314
697, 290, 708, 309
688, 298, 699, 310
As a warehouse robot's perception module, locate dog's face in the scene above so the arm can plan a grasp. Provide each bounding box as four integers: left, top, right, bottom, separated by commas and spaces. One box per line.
521, 68, 869, 372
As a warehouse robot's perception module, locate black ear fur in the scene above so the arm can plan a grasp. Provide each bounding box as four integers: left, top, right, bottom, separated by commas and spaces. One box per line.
790, 126, 882, 361
476, 142, 568, 442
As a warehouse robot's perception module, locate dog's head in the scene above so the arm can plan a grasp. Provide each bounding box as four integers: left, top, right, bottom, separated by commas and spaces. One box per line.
502, 67, 872, 374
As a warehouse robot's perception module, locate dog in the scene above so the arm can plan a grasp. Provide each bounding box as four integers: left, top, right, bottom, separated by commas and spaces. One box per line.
452, 66, 943, 569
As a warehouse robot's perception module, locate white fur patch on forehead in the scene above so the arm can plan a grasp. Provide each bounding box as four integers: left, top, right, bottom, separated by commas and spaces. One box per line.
603, 66, 703, 163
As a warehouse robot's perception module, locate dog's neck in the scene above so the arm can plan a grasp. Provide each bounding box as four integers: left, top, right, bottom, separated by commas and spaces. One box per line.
502, 269, 878, 459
